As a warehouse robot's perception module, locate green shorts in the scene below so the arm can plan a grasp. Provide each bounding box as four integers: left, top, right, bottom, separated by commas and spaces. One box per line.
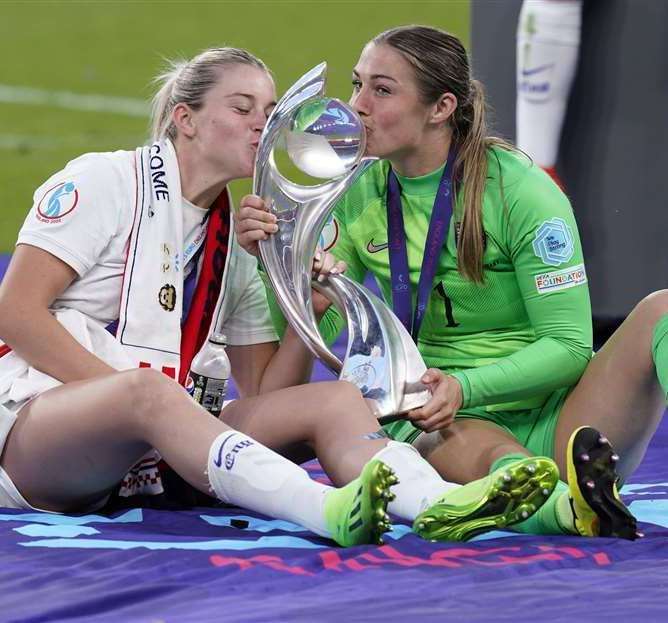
383, 386, 572, 459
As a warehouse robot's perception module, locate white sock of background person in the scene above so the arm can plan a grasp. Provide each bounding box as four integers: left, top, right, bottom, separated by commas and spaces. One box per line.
207, 430, 331, 536
371, 441, 458, 520
516, 0, 583, 167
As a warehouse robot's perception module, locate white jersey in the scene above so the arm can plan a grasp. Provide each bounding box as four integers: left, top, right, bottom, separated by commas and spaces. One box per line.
0, 147, 280, 509
16, 149, 277, 346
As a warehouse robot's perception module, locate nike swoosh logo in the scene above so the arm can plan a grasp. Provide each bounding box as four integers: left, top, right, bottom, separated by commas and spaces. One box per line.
213, 433, 238, 468
521, 63, 554, 77
367, 239, 388, 253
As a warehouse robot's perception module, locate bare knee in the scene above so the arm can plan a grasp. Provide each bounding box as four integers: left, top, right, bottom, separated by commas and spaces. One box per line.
318, 381, 366, 413
486, 442, 531, 466
634, 290, 668, 327
120, 368, 185, 438
456, 439, 529, 477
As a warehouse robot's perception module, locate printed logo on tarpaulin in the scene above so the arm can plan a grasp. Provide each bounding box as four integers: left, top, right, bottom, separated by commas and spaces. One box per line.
535, 263, 587, 294
36, 182, 79, 222
533, 217, 575, 266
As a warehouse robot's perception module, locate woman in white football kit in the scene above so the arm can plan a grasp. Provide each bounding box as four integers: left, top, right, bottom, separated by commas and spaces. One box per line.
0, 47, 557, 544
0, 47, 399, 547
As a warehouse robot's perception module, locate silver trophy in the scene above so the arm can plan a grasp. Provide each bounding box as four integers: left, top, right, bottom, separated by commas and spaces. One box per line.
253, 63, 431, 423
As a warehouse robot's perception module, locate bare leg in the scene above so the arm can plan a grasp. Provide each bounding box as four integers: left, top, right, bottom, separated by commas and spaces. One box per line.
0, 368, 398, 546
4, 375, 387, 507
221, 380, 387, 486
414, 419, 533, 483
554, 291, 668, 479
1, 368, 235, 511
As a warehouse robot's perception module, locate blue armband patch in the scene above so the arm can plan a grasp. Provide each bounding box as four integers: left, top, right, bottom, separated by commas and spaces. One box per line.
532, 217, 575, 266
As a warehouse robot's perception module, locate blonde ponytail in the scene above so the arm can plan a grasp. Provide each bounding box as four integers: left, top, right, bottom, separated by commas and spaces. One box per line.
150, 59, 187, 142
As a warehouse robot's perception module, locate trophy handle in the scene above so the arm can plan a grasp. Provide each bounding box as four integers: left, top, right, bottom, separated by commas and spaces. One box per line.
256, 157, 377, 375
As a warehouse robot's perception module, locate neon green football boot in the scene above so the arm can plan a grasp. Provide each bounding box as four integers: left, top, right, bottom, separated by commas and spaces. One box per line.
324, 459, 397, 547
414, 456, 559, 542
566, 426, 640, 540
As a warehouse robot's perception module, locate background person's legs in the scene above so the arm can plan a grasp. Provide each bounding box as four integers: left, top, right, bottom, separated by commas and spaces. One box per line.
516, 0, 583, 185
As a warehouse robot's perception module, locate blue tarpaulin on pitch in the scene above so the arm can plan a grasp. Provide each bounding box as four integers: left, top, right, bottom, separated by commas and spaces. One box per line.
1, 420, 668, 622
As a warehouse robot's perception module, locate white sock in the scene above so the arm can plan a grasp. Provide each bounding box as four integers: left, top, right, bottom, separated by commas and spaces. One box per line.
371, 441, 459, 521
207, 430, 331, 537
516, 0, 583, 167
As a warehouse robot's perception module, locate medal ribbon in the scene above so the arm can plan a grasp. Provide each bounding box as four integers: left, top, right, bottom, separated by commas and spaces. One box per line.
386, 146, 457, 341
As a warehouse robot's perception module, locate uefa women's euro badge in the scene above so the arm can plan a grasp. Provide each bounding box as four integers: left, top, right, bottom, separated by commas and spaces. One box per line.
253, 63, 431, 423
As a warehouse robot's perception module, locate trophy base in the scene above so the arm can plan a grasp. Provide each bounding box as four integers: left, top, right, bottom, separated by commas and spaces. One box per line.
377, 412, 409, 426
371, 385, 432, 426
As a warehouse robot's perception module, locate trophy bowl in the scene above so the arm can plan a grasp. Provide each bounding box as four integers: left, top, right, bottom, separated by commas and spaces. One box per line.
286, 97, 366, 179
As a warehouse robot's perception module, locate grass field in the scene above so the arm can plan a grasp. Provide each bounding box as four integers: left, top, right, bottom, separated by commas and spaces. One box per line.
0, 0, 469, 252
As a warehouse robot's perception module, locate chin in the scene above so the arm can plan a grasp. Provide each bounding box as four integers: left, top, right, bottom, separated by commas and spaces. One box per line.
228, 164, 254, 182
366, 147, 387, 159
364, 141, 386, 159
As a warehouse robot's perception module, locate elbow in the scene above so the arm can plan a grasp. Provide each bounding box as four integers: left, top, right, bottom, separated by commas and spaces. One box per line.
0, 293, 16, 343
562, 342, 592, 385
0, 291, 40, 347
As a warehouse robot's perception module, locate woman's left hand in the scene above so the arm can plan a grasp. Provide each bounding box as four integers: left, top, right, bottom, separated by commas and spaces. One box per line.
312, 249, 346, 283
407, 369, 463, 433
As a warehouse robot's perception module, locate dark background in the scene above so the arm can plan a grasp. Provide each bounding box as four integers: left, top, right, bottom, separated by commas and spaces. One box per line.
472, 0, 667, 337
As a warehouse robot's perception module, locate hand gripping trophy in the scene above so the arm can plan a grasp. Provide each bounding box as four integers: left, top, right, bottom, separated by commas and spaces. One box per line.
253, 63, 431, 423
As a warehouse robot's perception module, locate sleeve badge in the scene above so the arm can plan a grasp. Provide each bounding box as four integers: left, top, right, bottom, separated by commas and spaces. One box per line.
532, 217, 575, 266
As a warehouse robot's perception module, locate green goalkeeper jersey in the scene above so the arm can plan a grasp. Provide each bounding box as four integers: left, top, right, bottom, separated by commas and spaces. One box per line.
318, 146, 592, 411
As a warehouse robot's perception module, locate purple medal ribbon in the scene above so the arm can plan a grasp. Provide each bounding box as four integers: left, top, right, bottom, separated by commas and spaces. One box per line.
386, 147, 457, 341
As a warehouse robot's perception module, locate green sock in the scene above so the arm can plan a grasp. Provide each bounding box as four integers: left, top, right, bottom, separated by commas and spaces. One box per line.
652, 314, 668, 400
490, 453, 575, 535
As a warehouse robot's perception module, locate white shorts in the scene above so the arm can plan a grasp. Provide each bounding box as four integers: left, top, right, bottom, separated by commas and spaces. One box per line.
0, 401, 34, 510
0, 401, 109, 512
0, 463, 109, 512
0, 465, 32, 510
0, 402, 19, 449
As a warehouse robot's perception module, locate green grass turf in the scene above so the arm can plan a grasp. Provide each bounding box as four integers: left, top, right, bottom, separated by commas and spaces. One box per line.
0, 0, 469, 252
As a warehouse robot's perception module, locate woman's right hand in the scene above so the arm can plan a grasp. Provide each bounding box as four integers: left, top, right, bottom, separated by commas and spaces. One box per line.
407, 369, 463, 433
311, 250, 346, 318
235, 194, 277, 257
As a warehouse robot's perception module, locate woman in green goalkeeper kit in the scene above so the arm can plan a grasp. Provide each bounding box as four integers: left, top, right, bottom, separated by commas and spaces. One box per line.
236, 25, 668, 540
